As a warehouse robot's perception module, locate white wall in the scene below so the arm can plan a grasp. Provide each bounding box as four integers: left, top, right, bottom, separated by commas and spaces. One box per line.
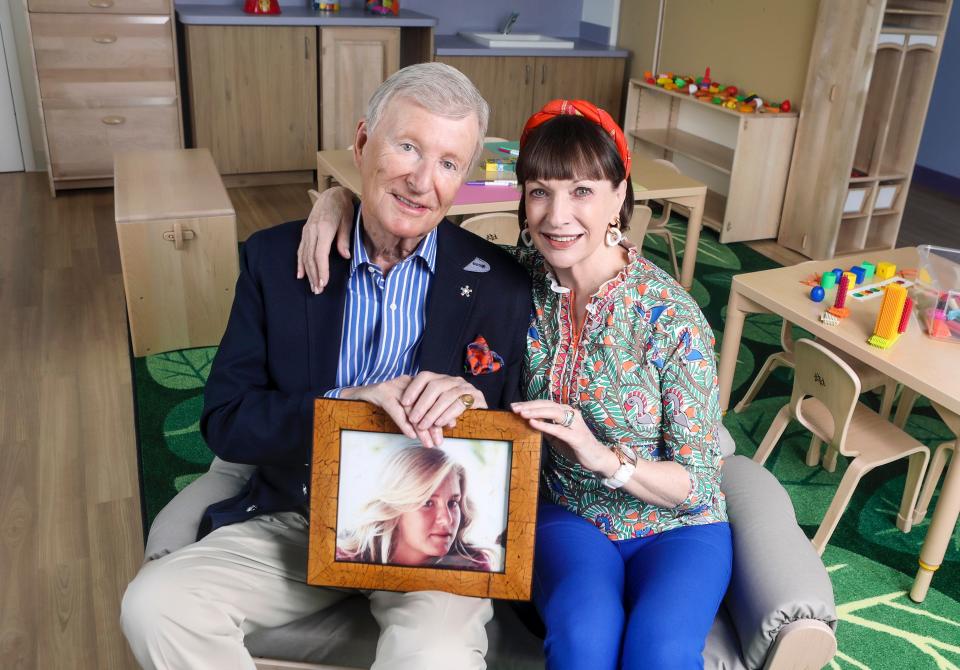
5, 0, 42, 170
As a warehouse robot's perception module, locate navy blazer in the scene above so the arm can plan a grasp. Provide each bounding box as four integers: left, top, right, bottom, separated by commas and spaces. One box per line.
198, 215, 532, 536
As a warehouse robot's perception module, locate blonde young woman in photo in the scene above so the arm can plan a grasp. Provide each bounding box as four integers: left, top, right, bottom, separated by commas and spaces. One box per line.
337, 445, 498, 571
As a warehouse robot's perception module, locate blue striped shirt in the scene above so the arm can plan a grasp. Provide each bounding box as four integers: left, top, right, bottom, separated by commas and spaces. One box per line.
326, 207, 437, 396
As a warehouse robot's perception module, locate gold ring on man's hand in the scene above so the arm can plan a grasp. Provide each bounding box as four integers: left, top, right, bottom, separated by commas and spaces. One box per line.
459, 394, 475, 410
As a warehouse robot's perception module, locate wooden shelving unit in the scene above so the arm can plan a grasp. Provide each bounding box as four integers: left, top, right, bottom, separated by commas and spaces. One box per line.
622, 79, 798, 243
778, 0, 952, 259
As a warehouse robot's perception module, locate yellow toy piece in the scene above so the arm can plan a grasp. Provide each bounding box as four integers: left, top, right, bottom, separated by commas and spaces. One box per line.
875, 261, 897, 280
869, 283, 907, 347
868, 333, 900, 349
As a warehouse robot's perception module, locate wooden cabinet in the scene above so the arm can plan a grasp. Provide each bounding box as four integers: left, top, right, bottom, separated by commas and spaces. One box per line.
778, 0, 953, 259
623, 79, 797, 243
24, 0, 182, 192
529, 57, 624, 121
320, 27, 399, 150
185, 25, 318, 177
184, 24, 408, 179
436, 55, 626, 139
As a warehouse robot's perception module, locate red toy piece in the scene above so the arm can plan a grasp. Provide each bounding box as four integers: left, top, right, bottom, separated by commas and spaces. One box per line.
244, 0, 280, 14
828, 274, 851, 319
898, 297, 913, 334
780, 99, 792, 113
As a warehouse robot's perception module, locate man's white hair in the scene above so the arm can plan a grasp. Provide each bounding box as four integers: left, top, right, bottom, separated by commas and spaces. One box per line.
366, 62, 490, 165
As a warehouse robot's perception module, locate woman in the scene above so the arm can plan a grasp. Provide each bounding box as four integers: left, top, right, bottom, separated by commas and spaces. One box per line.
303, 100, 731, 669
337, 445, 498, 571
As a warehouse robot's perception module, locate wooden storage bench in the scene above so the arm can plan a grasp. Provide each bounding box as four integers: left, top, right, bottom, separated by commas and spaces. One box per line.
115, 148, 238, 356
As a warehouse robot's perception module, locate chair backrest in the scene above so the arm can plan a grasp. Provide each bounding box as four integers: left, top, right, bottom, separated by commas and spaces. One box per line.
780, 319, 796, 353
461, 212, 521, 246
790, 339, 861, 456
623, 204, 653, 245
653, 158, 681, 174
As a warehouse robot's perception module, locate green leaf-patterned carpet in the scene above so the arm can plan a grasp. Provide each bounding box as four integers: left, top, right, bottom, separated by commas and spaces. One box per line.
132, 222, 960, 669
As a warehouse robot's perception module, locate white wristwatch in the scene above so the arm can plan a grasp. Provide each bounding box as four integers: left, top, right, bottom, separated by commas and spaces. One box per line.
601, 462, 636, 490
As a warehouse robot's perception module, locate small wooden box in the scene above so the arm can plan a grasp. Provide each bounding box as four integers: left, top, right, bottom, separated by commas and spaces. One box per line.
115, 148, 238, 356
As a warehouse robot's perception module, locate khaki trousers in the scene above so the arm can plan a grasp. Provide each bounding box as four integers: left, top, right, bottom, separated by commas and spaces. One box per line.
121, 512, 493, 669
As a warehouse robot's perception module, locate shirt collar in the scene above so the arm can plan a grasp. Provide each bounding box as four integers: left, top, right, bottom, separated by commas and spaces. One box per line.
350, 205, 438, 276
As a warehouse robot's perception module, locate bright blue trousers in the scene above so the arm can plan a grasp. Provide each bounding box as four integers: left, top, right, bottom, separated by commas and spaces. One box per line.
532, 503, 732, 670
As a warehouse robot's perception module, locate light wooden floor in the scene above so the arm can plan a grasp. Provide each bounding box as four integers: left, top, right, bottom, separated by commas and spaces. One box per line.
0, 172, 310, 669
1, 170, 951, 668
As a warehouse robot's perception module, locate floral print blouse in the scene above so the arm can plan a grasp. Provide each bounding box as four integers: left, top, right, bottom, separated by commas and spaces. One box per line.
515, 244, 727, 540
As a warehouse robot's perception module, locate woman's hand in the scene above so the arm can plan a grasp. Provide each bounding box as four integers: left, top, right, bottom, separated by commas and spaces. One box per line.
296, 186, 355, 294
511, 400, 619, 477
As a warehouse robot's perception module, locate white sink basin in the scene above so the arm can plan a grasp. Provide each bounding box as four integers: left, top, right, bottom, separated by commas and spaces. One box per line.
459, 31, 575, 49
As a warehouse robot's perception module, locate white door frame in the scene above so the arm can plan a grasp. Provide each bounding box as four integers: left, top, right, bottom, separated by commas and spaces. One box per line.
0, 0, 36, 171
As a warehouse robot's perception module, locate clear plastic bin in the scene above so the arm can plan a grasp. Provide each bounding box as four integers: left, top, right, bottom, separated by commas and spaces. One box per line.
912, 245, 960, 343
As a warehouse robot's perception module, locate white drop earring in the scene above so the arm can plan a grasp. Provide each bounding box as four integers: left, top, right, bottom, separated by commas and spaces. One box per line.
605, 216, 623, 247
520, 228, 534, 247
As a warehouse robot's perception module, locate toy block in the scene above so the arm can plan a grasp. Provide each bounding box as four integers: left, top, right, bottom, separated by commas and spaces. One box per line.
876, 262, 897, 280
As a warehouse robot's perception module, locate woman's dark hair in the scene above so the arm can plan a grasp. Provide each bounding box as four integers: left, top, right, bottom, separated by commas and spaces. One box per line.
515, 114, 634, 230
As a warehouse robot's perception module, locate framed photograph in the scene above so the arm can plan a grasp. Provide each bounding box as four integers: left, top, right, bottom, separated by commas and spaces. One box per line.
308, 398, 542, 600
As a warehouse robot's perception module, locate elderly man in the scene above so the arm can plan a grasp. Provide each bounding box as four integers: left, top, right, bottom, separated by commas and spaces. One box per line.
121, 63, 532, 669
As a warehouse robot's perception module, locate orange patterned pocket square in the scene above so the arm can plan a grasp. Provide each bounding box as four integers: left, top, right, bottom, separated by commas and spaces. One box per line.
465, 335, 504, 376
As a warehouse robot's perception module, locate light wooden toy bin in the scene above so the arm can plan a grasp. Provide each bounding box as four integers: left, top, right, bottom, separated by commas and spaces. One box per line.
114, 148, 238, 356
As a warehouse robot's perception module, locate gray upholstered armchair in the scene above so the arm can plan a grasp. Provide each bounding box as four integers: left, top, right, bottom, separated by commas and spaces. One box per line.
141, 432, 838, 670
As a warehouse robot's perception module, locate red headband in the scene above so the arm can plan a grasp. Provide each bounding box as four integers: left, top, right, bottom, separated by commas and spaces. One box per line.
520, 99, 631, 177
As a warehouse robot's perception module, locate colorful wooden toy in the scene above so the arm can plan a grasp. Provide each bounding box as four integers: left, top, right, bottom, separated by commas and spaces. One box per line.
810, 286, 826, 302
832, 268, 844, 283
828, 275, 851, 318
898, 297, 914, 334
876, 261, 896, 280
861, 261, 875, 282
820, 272, 837, 290
850, 266, 866, 285
843, 271, 857, 288
868, 283, 908, 348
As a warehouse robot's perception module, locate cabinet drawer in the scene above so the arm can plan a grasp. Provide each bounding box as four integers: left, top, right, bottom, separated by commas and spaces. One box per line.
31, 14, 175, 100
45, 100, 180, 179
29, 0, 170, 14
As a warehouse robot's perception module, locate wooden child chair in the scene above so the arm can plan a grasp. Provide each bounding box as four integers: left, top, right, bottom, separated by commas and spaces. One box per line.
461, 212, 520, 245
735, 320, 898, 425
912, 440, 955, 524
637, 158, 683, 279
753, 339, 929, 555
623, 204, 653, 247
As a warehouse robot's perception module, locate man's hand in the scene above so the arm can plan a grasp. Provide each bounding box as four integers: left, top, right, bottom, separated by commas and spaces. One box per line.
341, 372, 486, 448
296, 186, 355, 294
340, 376, 418, 440
400, 372, 488, 448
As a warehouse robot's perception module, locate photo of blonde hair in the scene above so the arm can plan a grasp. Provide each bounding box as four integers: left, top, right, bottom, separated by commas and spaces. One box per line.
336, 444, 501, 572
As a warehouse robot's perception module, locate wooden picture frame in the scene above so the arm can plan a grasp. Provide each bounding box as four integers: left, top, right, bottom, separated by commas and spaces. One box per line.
308, 398, 542, 600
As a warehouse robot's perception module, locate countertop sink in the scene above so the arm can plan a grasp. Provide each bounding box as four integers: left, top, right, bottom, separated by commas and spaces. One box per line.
458, 31, 575, 49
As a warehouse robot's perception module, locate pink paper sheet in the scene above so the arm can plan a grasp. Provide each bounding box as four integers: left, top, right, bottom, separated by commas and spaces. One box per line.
454, 184, 521, 206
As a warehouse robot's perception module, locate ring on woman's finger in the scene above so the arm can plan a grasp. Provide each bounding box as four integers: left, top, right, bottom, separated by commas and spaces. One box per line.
458, 394, 475, 410
559, 408, 575, 428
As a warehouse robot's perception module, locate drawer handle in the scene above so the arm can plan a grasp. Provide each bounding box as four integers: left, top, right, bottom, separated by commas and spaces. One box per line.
163, 223, 195, 250
93, 34, 118, 44
88, 0, 114, 7
101, 115, 126, 125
